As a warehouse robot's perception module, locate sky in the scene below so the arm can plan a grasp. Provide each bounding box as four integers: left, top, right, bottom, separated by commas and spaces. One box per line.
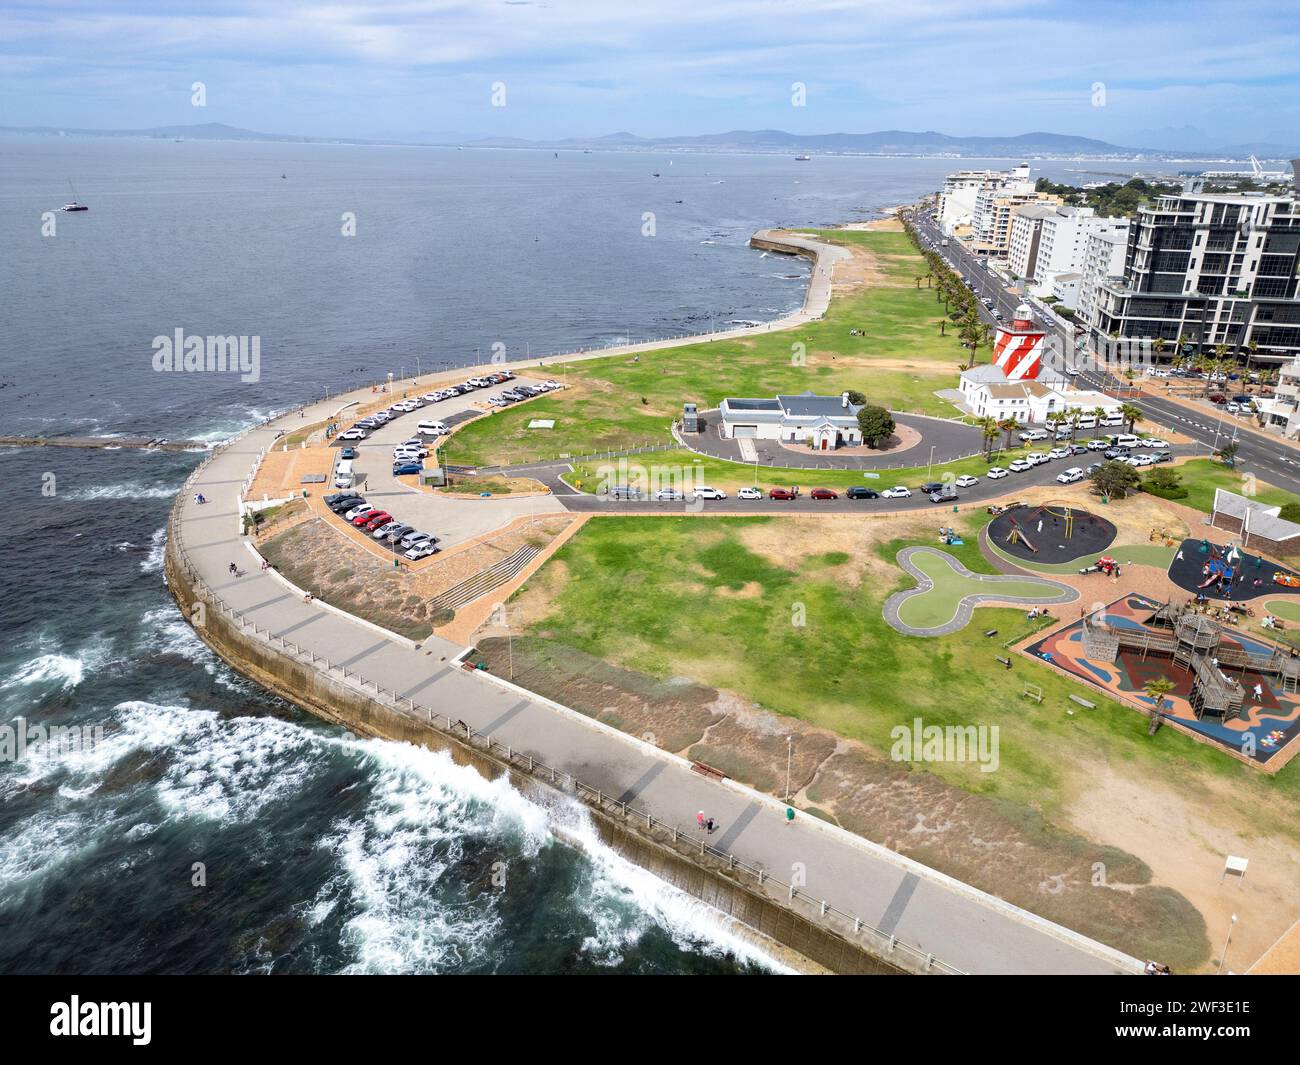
3, 0, 1300, 151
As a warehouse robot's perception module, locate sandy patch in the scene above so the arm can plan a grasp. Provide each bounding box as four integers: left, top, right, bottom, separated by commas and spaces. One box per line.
1069, 760, 1300, 973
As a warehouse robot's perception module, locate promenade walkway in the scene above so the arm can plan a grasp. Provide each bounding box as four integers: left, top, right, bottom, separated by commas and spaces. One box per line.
170, 376, 1142, 975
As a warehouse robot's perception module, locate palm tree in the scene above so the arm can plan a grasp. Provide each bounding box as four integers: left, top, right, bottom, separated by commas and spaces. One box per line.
1119, 402, 1144, 434
1144, 677, 1175, 727
1090, 405, 1107, 438
1066, 411, 1082, 443
1245, 340, 1259, 375
915, 275, 924, 289
998, 417, 1020, 451
978, 415, 1000, 459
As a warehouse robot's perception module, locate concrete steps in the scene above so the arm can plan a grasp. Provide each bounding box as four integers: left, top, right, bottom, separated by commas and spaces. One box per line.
431, 545, 540, 613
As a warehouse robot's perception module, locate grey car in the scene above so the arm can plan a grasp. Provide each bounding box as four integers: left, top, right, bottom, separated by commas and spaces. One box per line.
385, 523, 415, 544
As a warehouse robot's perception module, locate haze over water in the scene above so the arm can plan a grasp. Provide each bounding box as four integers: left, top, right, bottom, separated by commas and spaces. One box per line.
0, 138, 1150, 973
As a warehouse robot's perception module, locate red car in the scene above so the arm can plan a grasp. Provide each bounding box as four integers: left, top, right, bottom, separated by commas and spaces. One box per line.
355, 510, 391, 528
768, 487, 799, 500
810, 488, 839, 500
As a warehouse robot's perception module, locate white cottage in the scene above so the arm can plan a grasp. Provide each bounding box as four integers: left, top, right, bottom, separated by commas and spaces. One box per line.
718, 391, 864, 450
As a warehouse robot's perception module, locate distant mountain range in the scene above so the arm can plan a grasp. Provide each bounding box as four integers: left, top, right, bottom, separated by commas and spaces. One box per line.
3, 121, 1295, 161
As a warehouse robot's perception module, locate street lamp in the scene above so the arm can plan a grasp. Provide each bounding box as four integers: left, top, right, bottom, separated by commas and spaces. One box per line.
927, 444, 936, 483
1218, 913, 1238, 974
785, 736, 793, 803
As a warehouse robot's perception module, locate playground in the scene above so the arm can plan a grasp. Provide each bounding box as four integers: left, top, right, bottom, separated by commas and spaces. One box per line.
1025, 593, 1300, 769
987, 502, 1117, 566
1166, 539, 1300, 602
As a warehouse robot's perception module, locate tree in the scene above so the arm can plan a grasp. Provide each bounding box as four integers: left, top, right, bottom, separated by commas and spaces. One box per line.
1278, 502, 1300, 524
856, 405, 896, 448
1119, 402, 1144, 434
1090, 406, 1107, 438
1091, 460, 1140, 500
998, 417, 1020, 451
978, 415, 1000, 459
1143, 676, 1176, 727
1142, 467, 1187, 499
1217, 440, 1239, 467
938, 319, 947, 337
845, 390, 867, 406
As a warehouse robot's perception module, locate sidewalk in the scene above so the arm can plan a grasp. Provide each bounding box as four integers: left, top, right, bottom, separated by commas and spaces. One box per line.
167, 377, 1143, 975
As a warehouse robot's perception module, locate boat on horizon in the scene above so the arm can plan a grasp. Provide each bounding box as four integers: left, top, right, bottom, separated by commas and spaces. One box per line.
795, 154, 812, 161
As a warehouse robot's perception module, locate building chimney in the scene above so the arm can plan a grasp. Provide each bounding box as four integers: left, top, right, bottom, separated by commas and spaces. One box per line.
841, 391, 850, 408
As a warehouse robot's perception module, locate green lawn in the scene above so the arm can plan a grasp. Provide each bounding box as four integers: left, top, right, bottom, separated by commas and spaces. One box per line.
509, 515, 1300, 827
1171, 459, 1300, 514
895, 549, 1067, 629
443, 229, 973, 467
1266, 599, 1300, 622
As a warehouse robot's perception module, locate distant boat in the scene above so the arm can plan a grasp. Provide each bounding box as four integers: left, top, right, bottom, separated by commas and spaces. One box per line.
281, 173, 287, 179
61, 179, 88, 211
795, 154, 812, 161
652, 172, 660, 177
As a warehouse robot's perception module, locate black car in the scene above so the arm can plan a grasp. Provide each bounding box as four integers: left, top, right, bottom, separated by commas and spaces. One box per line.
919, 481, 945, 494
324, 491, 355, 505
328, 495, 365, 513
846, 486, 879, 500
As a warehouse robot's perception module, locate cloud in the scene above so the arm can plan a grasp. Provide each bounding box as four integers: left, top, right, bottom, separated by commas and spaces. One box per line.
1, 0, 1297, 145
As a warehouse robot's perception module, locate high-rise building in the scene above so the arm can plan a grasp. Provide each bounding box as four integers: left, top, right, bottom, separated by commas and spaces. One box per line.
1007, 205, 1057, 280
971, 191, 1062, 259
937, 164, 1032, 236
1077, 224, 1130, 331
1090, 167, 1300, 365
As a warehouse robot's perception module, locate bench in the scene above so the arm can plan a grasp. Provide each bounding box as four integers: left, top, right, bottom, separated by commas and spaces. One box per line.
691, 761, 729, 782
995, 656, 1012, 669
1069, 695, 1096, 709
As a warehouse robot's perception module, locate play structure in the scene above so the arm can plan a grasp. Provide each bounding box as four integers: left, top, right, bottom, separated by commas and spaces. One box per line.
938, 526, 965, 546
1078, 555, 1120, 577
989, 502, 1117, 565
1166, 538, 1300, 602
1082, 601, 1300, 723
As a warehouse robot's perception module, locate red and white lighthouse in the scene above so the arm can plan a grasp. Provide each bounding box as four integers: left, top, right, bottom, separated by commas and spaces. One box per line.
992, 303, 1046, 380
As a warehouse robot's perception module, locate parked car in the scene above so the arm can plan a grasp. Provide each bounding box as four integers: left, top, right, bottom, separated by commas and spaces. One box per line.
1103, 447, 1125, 460
737, 486, 763, 500
399, 531, 432, 550
1086, 463, 1102, 475
1086, 439, 1109, 451
1007, 459, 1032, 473
986, 467, 1008, 479
384, 524, 415, 544
1151, 450, 1174, 464
953, 475, 979, 488
810, 488, 838, 500
1018, 429, 1050, 442
344, 504, 376, 522
1048, 447, 1071, 460
1056, 467, 1085, 484
356, 510, 391, 528
328, 496, 365, 514
919, 482, 945, 495
693, 486, 727, 500
846, 486, 879, 499
1068, 444, 1090, 456
405, 542, 440, 561
653, 488, 684, 501
324, 491, 356, 506
1025, 452, 1050, 466
393, 462, 423, 476
339, 447, 357, 460
881, 486, 911, 498
607, 485, 642, 500
372, 521, 404, 540
339, 428, 368, 441
768, 488, 798, 500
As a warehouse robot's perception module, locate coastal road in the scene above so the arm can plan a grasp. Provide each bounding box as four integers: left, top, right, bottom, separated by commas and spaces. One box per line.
173, 378, 1141, 975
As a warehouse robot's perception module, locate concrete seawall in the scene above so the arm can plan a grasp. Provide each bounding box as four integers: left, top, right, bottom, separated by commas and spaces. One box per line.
162, 531, 904, 974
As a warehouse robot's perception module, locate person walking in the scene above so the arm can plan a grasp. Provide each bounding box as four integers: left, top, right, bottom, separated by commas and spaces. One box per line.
228, 562, 238, 576
697, 810, 705, 832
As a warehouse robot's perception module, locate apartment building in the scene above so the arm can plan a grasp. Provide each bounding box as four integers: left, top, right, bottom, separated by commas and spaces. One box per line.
1090, 168, 1300, 365
1007, 205, 1057, 280
1077, 225, 1130, 330
937, 164, 1031, 235
971, 191, 1062, 259
1261, 354, 1300, 437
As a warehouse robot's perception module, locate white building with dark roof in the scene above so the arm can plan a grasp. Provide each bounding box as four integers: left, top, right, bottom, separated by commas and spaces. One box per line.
718, 391, 864, 450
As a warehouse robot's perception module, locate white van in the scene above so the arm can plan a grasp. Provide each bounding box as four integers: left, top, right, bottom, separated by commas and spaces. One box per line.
333, 458, 354, 488
1101, 413, 1124, 427
416, 420, 449, 436
1110, 433, 1139, 448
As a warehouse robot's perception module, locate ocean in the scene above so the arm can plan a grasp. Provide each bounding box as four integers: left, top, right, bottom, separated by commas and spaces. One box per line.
0, 137, 1148, 973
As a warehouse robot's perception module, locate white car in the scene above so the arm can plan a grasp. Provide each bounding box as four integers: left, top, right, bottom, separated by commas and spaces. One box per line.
737, 486, 762, 500
881, 486, 911, 499
404, 542, 439, 560
654, 488, 684, 501
1140, 438, 1170, 449
1025, 452, 1050, 466
1056, 467, 1085, 484
338, 428, 368, 440
954, 475, 979, 488
344, 504, 376, 522
1007, 459, 1032, 473
1130, 453, 1155, 467
693, 486, 727, 500
1048, 447, 1071, 460
1018, 429, 1050, 442
467, 377, 491, 387
1086, 439, 1109, 451
542, 380, 563, 390
986, 467, 1008, 480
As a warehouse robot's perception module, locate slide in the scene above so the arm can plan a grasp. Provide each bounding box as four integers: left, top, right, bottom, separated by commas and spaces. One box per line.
1007, 523, 1038, 553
